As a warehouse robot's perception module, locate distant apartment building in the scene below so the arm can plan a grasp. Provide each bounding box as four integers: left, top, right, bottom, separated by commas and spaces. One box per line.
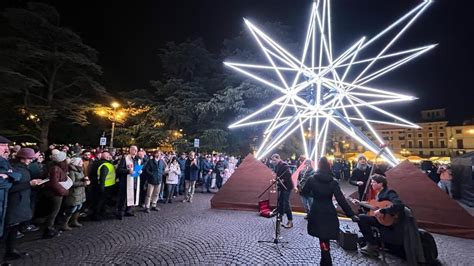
329, 108, 474, 158
446, 122, 474, 156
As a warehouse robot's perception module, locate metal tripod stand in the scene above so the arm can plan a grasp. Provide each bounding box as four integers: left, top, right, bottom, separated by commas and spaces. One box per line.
257, 175, 288, 255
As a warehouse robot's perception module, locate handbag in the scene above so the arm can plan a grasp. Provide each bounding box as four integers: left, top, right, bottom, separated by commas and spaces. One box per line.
59, 176, 73, 190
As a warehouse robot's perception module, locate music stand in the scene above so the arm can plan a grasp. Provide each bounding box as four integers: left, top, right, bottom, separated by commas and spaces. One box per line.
257, 173, 288, 256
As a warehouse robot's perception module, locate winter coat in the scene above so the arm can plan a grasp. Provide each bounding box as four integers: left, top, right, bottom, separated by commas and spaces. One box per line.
145, 158, 166, 185
177, 157, 187, 174
0, 157, 16, 237
64, 165, 87, 207
297, 167, 314, 196
185, 158, 200, 181
44, 162, 69, 197
274, 161, 294, 191
6, 162, 33, 225
349, 166, 371, 200
202, 160, 214, 174
214, 160, 228, 175
302, 170, 354, 240
166, 163, 181, 184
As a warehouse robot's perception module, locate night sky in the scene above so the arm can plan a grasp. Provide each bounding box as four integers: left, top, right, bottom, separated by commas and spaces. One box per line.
3, 0, 474, 123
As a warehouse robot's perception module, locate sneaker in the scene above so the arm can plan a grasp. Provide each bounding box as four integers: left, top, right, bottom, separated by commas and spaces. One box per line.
151, 207, 160, 211
15, 231, 25, 239
188, 199, 192, 203
360, 244, 379, 257
182, 199, 188, 203
144, 208, 150, 213
21, 224, 40, 233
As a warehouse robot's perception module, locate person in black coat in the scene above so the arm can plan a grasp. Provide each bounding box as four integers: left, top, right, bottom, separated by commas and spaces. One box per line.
302, 157, 358, 266
349, 154, 372, 200
5, 148, 42, 261
271, 153, 294, 229
357, 174, 406, 258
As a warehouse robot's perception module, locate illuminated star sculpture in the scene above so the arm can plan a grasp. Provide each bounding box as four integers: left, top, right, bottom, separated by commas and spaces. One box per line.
225, 0, 435, 166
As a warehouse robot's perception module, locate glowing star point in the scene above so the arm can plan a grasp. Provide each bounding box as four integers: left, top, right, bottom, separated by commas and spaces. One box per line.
226, 0, 434, 166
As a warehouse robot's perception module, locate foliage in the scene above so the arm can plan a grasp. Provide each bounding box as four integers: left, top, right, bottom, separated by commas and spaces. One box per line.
0, 2, 105, 149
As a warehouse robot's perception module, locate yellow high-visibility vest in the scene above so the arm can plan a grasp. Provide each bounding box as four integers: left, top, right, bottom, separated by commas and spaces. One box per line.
97, 162, 116, 187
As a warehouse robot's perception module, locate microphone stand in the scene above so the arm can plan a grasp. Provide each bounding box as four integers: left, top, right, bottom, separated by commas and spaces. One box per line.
257, 169, 289, 256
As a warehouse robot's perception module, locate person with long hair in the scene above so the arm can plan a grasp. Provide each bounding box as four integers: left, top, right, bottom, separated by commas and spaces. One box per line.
165, 157, 181, 203
302, 157, 359, 265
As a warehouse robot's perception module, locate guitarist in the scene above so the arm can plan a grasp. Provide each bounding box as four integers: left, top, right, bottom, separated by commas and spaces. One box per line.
357, 174, 406, 257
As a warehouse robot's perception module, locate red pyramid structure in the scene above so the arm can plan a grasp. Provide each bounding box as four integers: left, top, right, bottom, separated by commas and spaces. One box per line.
385, 160, 474, 239
210, 154, 305, 212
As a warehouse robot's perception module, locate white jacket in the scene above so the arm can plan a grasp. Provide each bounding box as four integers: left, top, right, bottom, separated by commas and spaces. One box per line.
166, 163, 181, 184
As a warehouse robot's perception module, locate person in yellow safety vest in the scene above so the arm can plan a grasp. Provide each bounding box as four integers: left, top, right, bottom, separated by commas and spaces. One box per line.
90, 151, 116, 221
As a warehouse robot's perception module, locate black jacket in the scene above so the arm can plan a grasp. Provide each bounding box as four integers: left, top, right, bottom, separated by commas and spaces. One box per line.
303, 170, 354, 240
7, 162, 33, 225
275, 161, 293, 191
349, 166, 371, 199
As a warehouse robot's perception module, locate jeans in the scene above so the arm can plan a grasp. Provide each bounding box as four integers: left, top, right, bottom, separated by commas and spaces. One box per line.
300, 195, 313, 214
438, 180, 452, 197
202, 173, 211, 192
65, 203, 83, 215
166, 184, 176, 202
178, 175, 185, 194
277, 190, 293, 221
184, 180, 196, 201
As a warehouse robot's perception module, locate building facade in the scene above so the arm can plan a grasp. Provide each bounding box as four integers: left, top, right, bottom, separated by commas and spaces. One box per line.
328, 108, 474, 159
446, 124, 474, 156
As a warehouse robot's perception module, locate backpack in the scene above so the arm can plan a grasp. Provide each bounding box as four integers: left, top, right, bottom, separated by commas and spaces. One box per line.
418, 229, 438, 265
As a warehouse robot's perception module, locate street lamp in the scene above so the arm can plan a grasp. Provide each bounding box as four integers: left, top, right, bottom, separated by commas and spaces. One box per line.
110, 102, 120, 148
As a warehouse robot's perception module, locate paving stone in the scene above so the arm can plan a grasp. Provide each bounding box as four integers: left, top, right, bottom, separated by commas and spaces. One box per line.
1, 192, 473, 265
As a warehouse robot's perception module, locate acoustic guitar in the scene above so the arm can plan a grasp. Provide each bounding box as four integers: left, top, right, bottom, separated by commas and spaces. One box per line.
351, 199, 398, 226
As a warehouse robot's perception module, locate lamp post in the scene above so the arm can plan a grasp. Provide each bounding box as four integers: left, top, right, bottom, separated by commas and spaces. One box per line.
110, 102, 120, 148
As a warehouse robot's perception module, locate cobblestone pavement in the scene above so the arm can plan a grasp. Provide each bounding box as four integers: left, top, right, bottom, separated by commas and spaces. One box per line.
3, 192, 474, 265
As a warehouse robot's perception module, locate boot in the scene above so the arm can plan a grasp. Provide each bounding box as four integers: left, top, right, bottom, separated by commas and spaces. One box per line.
61, 216, 73, 231
360, 243, 379, 257
70, 213, 83, 227
320, 250, 332, 266
282, 220, 293, 229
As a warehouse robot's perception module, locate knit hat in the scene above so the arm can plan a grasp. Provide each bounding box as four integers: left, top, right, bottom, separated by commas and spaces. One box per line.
0, 136, 11, 144
16, 148, 37, 159
51, 151, 67, 162
70, 157, 83, 167
357, 154, 367, 161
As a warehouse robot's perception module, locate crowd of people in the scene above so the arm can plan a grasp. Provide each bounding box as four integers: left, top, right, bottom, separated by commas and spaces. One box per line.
1, 133, 453, 264
0, 135, 240, 261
